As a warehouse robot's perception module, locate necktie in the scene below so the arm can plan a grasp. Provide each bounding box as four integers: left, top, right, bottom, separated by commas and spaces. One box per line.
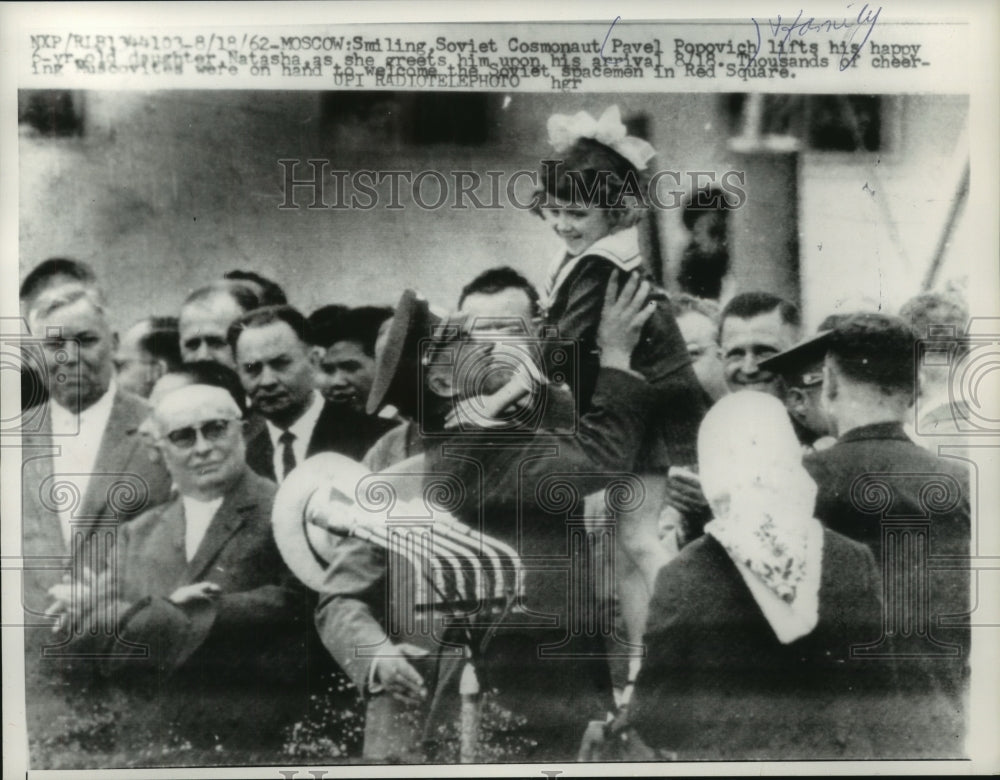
278, 430, 296, 478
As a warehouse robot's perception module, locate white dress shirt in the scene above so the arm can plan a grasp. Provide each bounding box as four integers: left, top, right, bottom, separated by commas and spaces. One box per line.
180, 494, 224, 562
47, 378, 118, 546
264, 390, 325, 481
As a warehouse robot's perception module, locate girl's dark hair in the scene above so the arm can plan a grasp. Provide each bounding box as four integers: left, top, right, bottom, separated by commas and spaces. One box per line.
530, 137, 648, 225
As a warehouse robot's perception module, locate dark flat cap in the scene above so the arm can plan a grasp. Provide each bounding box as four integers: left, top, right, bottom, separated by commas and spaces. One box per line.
758, 330, 832, 387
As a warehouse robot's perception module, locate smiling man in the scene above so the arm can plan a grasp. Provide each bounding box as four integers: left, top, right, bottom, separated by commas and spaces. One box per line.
230, 305, 397, 478
46, 363, 315, 759
718, 292, 801, 397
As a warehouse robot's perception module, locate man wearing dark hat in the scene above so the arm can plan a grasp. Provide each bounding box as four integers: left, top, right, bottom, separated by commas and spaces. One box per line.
361, 267, 543, 472
802, 312, 970, 757
757, 313, 848, 453
314, 272, 657, 762
45, 363, 316, 760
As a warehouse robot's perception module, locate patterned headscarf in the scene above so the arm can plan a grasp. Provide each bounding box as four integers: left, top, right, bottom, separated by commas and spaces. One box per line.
698, 391, 824, 644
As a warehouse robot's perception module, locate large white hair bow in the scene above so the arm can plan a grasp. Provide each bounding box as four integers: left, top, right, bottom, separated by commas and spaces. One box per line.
547, 105, 657, 171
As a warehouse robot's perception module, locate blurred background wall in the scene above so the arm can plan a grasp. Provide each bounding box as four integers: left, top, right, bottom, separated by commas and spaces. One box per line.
18, 90, 969, 333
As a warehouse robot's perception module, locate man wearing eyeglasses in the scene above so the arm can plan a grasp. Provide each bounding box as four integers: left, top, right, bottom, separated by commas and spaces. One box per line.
45, 363, 316, 759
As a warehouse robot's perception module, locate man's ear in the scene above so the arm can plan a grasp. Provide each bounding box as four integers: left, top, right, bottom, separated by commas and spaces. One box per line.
138, 420, 163, 464
151, 359, 168, 383
111, 331, 120, 351
308, 345, 323, 368
786, 386, 807, 422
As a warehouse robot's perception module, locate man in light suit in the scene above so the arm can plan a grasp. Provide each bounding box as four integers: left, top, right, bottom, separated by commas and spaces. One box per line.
46, 364, 317, 760
19, 274, 173, 617
18, 266, 173, 767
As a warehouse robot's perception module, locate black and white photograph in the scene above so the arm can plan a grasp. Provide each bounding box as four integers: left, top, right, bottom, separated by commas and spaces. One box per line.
2, 2, 998, 776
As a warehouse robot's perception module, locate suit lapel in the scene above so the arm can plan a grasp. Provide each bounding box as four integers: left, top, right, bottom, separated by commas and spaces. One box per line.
78, 393, 144, 525
146, 497, 190, 585
245, 414, 276, 480
182, 471, 253, 584
306, 401, 332, 457
20, 413, 66, 559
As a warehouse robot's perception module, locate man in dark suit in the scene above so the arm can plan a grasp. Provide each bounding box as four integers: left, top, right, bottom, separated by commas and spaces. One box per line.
45, 364, 316, 760
802, 312, 970, 757
229, 305, 397, 479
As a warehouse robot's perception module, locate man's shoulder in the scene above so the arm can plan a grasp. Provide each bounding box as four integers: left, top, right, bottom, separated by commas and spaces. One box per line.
126, 492, 179, 536
821, 526, 874, 564
656, 534, 728, 590
232, 467, 277, 508
313, 401, 401, 456
362, 421, 414, 471
109, 389, 152, 427
807, 429, 909, 468
807, 429, 970, 503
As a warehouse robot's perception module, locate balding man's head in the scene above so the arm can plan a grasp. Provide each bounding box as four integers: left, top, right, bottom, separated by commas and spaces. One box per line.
178, 281, 262, 368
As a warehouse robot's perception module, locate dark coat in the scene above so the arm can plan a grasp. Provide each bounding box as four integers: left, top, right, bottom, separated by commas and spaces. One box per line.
803, 422, 971, 755
316, 367, 656, 761
20, 389, 174, 768
804, 422, 970, 563
804, 423, 970, 656
428, 367, 658, 760
546, 254, 706, 467
629, 529, 897, 759
56, 468, 321, 754
245, 400, 398, 479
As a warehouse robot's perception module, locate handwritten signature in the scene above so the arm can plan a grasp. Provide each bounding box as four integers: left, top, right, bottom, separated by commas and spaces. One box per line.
750, 3, 882, 70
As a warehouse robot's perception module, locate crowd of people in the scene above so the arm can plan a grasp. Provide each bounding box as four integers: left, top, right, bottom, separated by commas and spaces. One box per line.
16, 106, 972, 767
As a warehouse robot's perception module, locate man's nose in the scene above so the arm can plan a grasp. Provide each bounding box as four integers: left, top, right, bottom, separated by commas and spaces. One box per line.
191, 341, 212, 361
330, 369, 350, 387
258, 365, 278, 386
191, 429, 214, 454
59, 340, 81, 365
740, 353, 759, 375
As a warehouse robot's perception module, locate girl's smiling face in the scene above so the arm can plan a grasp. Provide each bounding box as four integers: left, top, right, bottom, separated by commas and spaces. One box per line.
542, 200, 617, 256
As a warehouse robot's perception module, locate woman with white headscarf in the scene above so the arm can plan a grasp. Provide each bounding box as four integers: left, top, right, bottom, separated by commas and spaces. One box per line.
627, 392, 894, 759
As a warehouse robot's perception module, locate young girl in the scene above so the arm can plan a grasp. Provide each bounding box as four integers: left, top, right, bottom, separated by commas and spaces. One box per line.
533, 105, 707, 469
